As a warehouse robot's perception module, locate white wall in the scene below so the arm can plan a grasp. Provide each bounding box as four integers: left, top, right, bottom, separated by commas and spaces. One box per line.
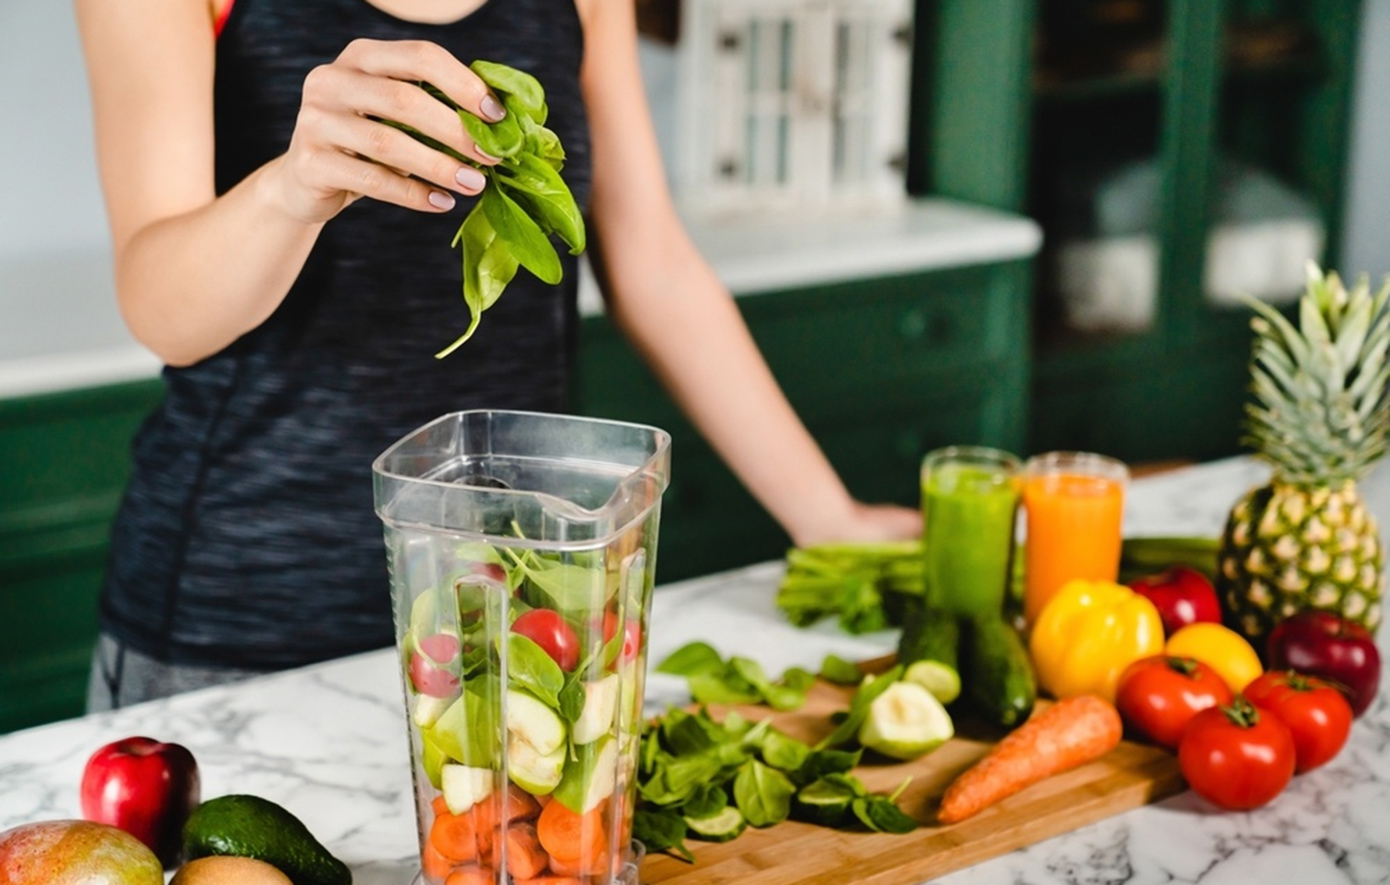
1342, 0, 1390, 282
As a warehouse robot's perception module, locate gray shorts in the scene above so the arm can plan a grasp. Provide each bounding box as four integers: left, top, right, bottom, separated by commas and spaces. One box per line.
86, 633, 266, 713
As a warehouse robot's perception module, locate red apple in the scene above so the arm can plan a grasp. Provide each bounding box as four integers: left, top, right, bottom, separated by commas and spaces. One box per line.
1127, 566, 1223, 636
0, 819, 162, 885
1268, 610, 1382, 717
79, 737, 200, 868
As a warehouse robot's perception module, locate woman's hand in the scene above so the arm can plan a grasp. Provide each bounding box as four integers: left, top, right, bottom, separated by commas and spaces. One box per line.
270, 38, 505, 224
792, 501, 924, 548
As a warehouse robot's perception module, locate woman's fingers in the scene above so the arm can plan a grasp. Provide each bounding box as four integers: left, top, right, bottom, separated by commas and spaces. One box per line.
338, 38, 506, 123
302, 63, 500, 167
322, 110, 487, 197
296, 146, 460, 214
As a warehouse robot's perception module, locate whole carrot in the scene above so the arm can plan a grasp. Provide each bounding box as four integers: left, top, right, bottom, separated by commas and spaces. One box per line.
937, 695, 1123, 824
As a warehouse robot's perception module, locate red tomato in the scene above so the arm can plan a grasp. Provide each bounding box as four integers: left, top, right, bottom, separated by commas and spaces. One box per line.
1178, 697, 1296, 810
1243, 670, 1353, 773
602, 611, 641, 664
1115, 655, 1234, 749
511, 609, 580, 671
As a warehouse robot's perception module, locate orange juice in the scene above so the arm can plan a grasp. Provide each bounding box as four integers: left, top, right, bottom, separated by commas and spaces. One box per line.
1023, 453, 1128, 626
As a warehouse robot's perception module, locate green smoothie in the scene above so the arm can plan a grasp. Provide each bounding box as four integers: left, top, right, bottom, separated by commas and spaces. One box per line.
921, 460, 1020, 620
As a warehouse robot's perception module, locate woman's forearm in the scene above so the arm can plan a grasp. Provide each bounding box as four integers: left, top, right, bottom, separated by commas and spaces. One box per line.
116, 157, 325, 366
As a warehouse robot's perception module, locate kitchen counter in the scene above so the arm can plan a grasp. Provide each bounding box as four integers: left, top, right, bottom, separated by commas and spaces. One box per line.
3, 456, 1387, 884
0, 199, 1039, 400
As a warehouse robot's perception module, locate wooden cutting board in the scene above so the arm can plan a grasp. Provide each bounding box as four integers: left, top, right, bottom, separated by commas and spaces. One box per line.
640, 658, 1184, 885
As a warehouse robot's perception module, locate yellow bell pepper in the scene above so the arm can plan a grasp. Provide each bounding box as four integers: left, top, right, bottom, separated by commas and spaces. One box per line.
1028, 579, 1165, 702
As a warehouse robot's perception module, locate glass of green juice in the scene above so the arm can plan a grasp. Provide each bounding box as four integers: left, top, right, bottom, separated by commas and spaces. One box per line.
920, 446, 1022, 620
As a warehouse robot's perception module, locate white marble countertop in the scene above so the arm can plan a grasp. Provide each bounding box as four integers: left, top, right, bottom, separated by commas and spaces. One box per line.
0, 198, 1039, 400
3, 456, 1386, 884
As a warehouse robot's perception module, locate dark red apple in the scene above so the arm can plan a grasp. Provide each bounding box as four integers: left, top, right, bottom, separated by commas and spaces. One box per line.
1127, 566, 1222, 636
0, 819, 162, 885
1268, 610, 1382, 717
79, 737, 200, 868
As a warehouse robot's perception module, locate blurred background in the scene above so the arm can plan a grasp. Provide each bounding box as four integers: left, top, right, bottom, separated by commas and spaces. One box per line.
2, 0, 1388, 731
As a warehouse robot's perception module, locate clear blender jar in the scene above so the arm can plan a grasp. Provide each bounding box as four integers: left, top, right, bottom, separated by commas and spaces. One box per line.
373, 410, 670, 885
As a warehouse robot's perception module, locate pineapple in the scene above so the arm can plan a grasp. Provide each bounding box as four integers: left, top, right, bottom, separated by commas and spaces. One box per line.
1219, 263, 1390, 649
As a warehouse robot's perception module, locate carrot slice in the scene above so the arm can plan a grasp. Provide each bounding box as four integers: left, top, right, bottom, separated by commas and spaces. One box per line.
443, 866, 493, 885
421, 835, 457, 883
504, 822, 550, 880
514, 877, 584, 885
505, 784, 542, 822
430, 809, 481, 862
937, 694, 1123, 824
536, 800, 608, 874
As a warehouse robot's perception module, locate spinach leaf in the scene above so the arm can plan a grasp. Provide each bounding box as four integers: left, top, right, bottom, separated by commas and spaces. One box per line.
557, 678, 586, 724
632, 808, 695, 863
680, 783, 728, 820
480, 185, 562, 284
656, 642, 724, 678
497, 154, 585, 254
436, 205, 518, 358
471, 60, 546, 118
795, 748, 863, 786
460, 107, 524, 159
732, 760, 795, 828
504, 633, 563, 709
760, 730, 810, 773
819, 654, 865, 686
851, 796, 918, 834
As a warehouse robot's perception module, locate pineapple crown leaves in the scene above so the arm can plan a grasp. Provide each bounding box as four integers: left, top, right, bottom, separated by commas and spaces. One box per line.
1239, 261, 1390, 486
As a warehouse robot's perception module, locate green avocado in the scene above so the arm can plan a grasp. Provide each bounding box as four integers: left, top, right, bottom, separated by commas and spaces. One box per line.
183, 794, 352, 885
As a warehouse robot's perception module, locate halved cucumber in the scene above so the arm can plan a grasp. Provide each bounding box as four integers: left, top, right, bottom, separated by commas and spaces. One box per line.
685, 806, 747, 843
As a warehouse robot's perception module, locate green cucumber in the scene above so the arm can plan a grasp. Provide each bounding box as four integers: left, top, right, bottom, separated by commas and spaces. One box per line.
895, 603, 961, 704
684, 806, 747, 842
963, 617, 1036, 728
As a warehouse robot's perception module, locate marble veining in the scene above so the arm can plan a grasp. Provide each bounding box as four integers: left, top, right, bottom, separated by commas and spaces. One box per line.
2, 456, 1388, 884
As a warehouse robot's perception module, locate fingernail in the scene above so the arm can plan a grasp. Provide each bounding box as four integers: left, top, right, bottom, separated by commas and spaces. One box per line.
455, 166, 486, 192
480, 95, 506, 122
475, 148, 502, 164
428, 191, 456, 210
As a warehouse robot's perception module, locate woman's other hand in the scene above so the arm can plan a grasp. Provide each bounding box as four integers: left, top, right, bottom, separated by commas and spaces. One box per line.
792, 501, 923, 548
271, 39, 505, 224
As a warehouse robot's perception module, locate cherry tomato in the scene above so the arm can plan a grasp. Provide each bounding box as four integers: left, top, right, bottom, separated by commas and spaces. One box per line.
1178, 697, 1296, 810
1115, 655, 1234, 749
602, 611, 642, 664
1243, 670, 1353, 773
511, 609, 580, 671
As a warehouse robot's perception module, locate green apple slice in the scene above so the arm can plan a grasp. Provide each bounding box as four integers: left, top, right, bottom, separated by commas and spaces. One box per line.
413, 693, 453, 729
506, 690, 566, 756
441, 763, 496, 815
857, 680, 954, 761
571, 675, 620, 745
552, 734, 617, 814
507, 732, 566, 796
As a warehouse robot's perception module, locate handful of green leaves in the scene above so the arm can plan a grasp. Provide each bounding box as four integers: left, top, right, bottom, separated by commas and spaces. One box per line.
395, 61, 585, 358
655, 641, 817, 711
634, 706, 918, 862
776, 541, 925, 634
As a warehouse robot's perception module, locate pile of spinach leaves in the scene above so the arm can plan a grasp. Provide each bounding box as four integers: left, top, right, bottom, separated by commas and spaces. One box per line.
633, 706, 918, 863
394, 61, 585, 358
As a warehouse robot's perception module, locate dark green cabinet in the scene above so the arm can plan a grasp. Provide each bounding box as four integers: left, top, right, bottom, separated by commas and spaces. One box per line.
921, 0, 1361, 464
0, 380, 163, 732
573, 260, 1032, 583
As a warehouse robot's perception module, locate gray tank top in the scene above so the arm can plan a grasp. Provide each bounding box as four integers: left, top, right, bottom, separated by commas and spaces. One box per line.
99, 0, 592, 669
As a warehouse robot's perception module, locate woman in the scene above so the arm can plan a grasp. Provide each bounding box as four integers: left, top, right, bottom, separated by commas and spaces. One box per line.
74, 0, 920, 709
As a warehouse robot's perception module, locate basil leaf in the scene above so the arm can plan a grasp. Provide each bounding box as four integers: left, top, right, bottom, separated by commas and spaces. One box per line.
632, 808, 695, 863
480, 184, 562, 284
656, 642, 724, 678
732, 759, 795, 828
471, 60, 546, 118
504, 633, 564, 709
814, 665, 903, 751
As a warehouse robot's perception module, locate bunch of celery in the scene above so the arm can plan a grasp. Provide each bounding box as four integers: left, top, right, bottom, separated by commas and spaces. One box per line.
775, 541, 924, 634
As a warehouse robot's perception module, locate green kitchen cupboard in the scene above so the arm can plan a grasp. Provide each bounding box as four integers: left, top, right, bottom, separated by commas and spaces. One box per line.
921, 0, 1361, 464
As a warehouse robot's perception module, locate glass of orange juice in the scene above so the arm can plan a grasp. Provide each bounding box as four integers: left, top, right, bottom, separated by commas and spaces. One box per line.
1022, 451, 1129, 627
